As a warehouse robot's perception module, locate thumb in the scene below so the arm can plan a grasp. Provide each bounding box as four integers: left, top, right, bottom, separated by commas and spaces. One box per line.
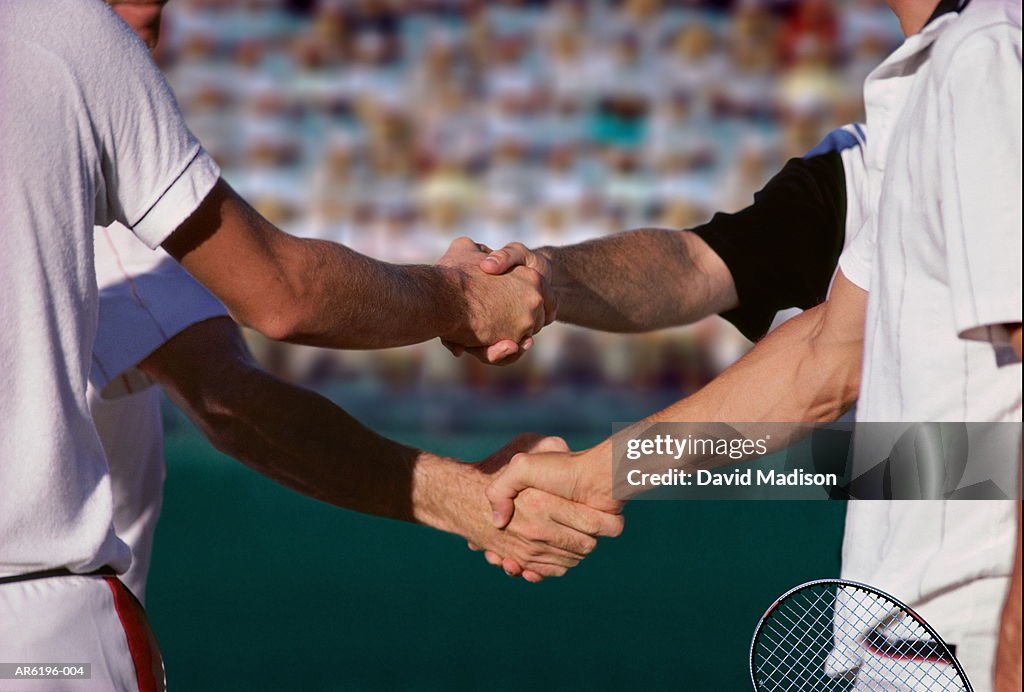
480, 243, 532, 275
484, 339, 520, 363
486, 451, 576, 528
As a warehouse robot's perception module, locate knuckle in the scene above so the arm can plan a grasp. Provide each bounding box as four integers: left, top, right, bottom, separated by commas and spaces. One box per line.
564, 536, 587, 554
541, 436, 568, 452
521, 524, 545, 543
523, 544, 543, 559
517, 490, 540, 511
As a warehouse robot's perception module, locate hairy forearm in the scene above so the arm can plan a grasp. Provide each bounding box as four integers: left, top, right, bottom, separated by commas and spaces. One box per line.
141, 319, 468, 532
638, 272, 866, 430
598, 301, 862, 501
215, 373, 479, 531
483, 289, 864, 518
539, 229, 738, 332
270, 236, 465, 348
145, 319, 617, 579
165, 180, 464, 348
653, 305, 859, 425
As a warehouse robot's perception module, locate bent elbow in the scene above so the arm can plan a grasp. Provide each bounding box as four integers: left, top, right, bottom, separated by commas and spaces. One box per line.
247, 306, 305, 343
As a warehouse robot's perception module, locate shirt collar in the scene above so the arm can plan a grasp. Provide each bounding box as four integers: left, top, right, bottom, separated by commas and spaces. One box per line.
874, 0, 967, 70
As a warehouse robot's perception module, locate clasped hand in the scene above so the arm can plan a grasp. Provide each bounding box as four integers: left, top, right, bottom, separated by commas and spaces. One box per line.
436, 237, 555, 365
466, 435, 623, 582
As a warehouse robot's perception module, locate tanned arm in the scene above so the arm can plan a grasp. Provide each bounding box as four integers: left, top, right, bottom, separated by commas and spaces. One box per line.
485, 269, 866, 520
140, 317, 621, 577
537, 230, 738, 331
477, 230, 737, 334
162, 181, 549, 350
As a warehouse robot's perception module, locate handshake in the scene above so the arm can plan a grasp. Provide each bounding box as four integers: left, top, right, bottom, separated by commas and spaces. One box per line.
435, 236, 558, 366
430, 238, 623, 580
452, 432, 622, 583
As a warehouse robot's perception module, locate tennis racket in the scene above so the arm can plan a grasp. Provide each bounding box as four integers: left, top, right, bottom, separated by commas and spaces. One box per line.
750, 578, 973, 691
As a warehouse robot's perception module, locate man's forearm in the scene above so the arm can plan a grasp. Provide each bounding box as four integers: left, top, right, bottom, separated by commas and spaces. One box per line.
654, 305, 857, 424
539, 229, 738, 332
142, 317, 622, 579
163, 181, 465, 349
603, 298, 861, 502
268, 237, 467, 348
140, 317, 466, 530
485, 272, 866, 521
630, 271, 866, 431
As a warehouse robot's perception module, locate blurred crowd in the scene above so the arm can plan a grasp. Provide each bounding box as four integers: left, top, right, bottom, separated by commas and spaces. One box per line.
158, 0, 901, 394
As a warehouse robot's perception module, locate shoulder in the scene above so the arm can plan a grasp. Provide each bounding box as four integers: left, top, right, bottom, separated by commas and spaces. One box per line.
801, 123, 867, 197
2, 0, 147, 70
931, 0, 1021, 78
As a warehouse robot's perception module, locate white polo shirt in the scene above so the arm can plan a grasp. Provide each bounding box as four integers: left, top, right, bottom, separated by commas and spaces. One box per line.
836, 0, 1021, 646
91, 223, 228, 602
0, 0, 220, 577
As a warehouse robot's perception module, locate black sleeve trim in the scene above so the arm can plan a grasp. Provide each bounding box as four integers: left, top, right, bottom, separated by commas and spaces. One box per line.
692, 151, 847, 342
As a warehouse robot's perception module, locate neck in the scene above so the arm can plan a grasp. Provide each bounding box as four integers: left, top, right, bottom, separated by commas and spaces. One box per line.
887, 0, 942, 36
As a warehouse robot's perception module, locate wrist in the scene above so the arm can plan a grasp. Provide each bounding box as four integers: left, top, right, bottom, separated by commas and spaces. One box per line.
536, 245, 564, 301
410, 453, 480, 536
539, 245, 578, 326
582, 441, 625, 511
428, 264, 469, 342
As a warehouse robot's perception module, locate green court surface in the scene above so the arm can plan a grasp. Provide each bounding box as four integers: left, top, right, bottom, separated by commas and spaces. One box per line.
150, 424, 846, 691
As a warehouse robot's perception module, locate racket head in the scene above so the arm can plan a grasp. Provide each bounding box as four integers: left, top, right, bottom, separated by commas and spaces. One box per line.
749, 578, 973, 691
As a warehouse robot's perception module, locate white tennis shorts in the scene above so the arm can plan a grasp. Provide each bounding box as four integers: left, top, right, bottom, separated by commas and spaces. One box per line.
0, 574, 164, 691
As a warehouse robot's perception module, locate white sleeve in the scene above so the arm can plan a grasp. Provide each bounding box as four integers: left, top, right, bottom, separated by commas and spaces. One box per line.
839, 124, 870, 252
75, 3, 220, 248
937, 25, 1022, 342
837, 215, 875, 291
91, 224, 228, 397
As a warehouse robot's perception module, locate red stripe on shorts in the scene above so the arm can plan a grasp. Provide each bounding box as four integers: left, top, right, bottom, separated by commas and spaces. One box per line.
104, 576, 159, 692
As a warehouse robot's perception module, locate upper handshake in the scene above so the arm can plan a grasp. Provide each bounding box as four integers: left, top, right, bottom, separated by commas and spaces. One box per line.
436, 237, 555, 366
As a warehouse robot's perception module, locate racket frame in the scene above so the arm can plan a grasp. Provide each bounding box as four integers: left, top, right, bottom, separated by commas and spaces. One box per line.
748, 578, 974, 691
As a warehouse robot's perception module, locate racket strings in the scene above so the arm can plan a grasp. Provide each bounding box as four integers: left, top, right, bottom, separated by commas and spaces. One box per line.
752, 583, 968, 691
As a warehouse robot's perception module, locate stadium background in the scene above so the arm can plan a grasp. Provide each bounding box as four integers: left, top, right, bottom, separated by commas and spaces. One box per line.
148, 0, 898, 688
